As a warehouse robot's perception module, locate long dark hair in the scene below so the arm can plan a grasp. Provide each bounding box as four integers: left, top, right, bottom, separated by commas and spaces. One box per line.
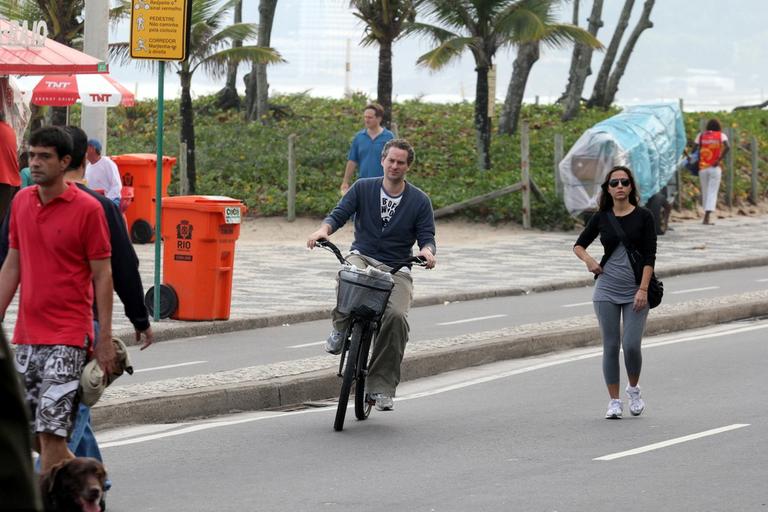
598, 165, 640, 211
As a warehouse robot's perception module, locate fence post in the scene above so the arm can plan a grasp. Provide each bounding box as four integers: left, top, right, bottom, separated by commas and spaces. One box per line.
554, 133, 564, 198
287, 134, 297, 222
751, 136, 759, 205
521, 121, 531, 229
178, 141, 188, 195
726, 127, 735, 208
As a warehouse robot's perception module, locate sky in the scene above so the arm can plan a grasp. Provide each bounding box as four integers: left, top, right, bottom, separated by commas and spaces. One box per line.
12, 0, 768, 111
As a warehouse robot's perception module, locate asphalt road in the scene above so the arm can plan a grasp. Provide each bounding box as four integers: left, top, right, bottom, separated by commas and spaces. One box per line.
117, 265, 768, 386
99, 318, 768, 511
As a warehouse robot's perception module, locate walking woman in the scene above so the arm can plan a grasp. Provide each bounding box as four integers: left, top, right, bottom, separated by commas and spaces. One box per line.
693, 118, 730, 225
573, 166, 657, 419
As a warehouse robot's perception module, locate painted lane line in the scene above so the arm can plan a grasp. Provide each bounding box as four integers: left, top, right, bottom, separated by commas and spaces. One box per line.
437, 314, 507, 326
133, 361, 207, 373
593, 424, 750, 461
670, 286, 719, 295
757, 278, 768, 283
562, 301, 593, 308
100, 320, 768, 448
288, 340, 326, 349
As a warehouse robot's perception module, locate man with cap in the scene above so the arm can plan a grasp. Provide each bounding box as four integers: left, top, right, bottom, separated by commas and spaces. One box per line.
85, 138, 122, 207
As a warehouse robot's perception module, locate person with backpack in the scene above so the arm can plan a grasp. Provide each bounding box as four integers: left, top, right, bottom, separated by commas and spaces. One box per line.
693, 119, 730, 225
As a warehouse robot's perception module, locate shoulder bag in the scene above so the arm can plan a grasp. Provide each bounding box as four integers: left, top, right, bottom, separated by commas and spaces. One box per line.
606, 211, 664, 309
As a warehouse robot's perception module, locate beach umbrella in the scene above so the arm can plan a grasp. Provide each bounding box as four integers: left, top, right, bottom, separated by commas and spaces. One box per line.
31, 74, 135, 107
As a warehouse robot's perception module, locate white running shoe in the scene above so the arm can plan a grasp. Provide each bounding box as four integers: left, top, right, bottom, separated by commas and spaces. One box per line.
325, 330, 343, 355
370, 393, 394, 411
605, 399, 623, 419
626, 385, 645, 416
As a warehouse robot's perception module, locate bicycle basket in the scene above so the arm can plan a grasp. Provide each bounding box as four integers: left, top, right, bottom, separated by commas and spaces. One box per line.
337, 267, 394, 317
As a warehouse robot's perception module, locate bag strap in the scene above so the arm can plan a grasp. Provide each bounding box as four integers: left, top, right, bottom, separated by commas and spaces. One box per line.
606, 210, 633, 251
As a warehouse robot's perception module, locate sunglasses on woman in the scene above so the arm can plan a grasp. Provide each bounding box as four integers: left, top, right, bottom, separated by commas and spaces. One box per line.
608, 178, 631, 188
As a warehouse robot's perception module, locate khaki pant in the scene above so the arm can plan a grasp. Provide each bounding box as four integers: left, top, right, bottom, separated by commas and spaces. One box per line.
332, 254, 413, 396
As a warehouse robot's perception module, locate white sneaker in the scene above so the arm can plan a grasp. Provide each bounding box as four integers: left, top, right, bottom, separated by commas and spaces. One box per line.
370, 393, 394, 411
626, 385, 645, 416
605, 399, 623, 419
325, 330, 343, 355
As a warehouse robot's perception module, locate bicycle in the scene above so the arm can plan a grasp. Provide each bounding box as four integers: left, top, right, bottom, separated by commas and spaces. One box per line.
315, 239, 426, 431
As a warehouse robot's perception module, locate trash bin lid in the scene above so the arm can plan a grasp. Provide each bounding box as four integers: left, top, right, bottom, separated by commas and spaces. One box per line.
112, 153, 177, 166
162, 195, 247, 223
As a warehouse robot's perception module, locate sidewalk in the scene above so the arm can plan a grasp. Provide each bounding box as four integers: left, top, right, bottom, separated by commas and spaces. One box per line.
88, 214, 768, 428
4, 214, 767, 340
127, 214, 768, 339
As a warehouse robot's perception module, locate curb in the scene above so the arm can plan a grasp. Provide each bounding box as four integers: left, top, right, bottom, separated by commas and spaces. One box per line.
116, 256, 768, 345
93, 294, 768, 429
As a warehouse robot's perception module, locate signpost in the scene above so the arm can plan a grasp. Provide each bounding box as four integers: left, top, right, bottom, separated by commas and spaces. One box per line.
130, 0, 191, 321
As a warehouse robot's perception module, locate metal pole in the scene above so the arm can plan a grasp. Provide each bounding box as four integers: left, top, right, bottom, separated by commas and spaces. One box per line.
153, 61, 166, 322
751, 136, 759, 205
521, 121, 531, 229
82, 0, 108, 151
287, 134, 296, 222
554, 133, 564, 198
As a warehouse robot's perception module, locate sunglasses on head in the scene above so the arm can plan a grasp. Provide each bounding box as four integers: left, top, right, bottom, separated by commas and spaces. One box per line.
608, 178, 631, 188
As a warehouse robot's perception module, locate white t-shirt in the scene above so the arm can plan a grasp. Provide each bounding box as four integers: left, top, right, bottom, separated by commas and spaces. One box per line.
380, 187, 402, 228
85, 156, 122, 201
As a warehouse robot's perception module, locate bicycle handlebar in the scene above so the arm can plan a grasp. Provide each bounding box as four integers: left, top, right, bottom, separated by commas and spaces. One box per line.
315, 238, 427, 274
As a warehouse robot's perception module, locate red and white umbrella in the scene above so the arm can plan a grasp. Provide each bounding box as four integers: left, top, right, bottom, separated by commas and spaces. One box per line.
31, 74, 135, 108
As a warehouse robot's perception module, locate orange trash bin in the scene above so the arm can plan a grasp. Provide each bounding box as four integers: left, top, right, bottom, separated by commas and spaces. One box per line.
112, 153, 176, 244
147, 195, 246, 321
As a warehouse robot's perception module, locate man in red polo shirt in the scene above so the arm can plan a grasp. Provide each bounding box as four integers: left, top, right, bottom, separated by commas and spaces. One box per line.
0, 126, 114, 473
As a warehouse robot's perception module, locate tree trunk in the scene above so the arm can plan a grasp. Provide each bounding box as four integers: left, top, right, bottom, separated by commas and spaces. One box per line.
216, 0, 242, 110
247, 0, 278, 122
498, 41, 540, 135
601, 0, 655, 108
587, 0, 634, 108
474, 65, 491, 170
377, 39, 394, 129
557, 0, 580, 104
561, 0, 604, 121
179, 70, 196, 194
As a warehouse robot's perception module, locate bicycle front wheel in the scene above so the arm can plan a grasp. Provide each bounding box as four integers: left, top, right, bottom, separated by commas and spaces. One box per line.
354, 324, 374, 421
334, 322, 363, 431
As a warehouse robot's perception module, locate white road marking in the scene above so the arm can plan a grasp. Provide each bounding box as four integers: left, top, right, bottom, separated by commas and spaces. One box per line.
593, 424, 750, 461
133, 361, 207, 373
562, 301, 593, 308
757, 278, 768, 283
288, 340, 326, 349
670, 286, 719, 295
99, 320, 768, 448
436, 314, 506, 326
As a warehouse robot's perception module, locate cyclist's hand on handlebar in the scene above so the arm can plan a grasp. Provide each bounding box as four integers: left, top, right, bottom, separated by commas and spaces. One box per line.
307, 226, 332, 249
418, 247, 436, 269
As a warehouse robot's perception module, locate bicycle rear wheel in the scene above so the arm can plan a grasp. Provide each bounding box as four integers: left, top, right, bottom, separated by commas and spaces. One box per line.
354, 325, 374, 421
334, 322, 363, 431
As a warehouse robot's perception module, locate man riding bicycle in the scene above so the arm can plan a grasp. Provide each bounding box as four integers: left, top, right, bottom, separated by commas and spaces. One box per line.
307, 138, 436, 412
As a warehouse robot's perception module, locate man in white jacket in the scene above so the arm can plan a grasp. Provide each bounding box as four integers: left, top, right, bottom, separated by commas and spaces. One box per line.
85, 138, 122, 207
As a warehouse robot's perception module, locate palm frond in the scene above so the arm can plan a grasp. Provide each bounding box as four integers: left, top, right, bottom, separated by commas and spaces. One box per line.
404, 21, 459, 45
415, 36, 475, 70
193, 45, 283, 78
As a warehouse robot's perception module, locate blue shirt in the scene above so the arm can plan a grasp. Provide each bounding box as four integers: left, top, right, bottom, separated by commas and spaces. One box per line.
347, 128, 394, 179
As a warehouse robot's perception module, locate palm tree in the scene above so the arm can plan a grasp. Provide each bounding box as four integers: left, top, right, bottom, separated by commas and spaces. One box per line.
412, 0, 600, 169
350, 0, 417, 128
113, 0, 283, 193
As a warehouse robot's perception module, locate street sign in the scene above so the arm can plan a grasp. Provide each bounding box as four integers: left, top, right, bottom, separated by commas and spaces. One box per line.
129, 0, 192, 61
